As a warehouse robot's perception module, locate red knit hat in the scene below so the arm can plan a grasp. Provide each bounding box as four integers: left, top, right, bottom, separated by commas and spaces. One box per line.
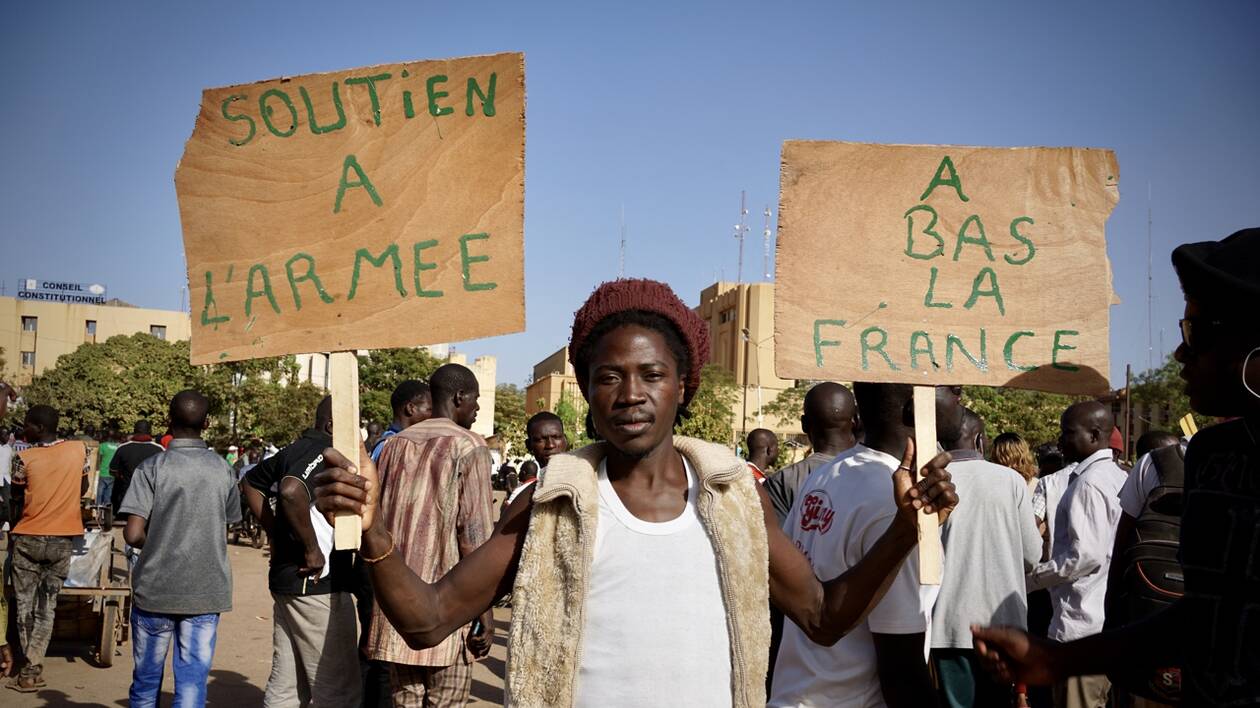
569, 279, 710, 407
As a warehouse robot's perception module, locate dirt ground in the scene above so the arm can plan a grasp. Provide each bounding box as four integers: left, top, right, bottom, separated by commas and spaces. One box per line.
5, 523, 508, 707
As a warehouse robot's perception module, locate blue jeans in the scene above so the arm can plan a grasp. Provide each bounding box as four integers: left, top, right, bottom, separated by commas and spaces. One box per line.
130, 607, 220, 708
95, 477, 114, 508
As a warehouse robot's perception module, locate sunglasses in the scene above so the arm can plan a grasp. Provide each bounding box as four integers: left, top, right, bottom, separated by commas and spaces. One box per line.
1179, 317, 1227, 352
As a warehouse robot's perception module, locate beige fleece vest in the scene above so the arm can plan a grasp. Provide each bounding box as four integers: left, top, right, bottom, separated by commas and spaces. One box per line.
506, 436, 771, 707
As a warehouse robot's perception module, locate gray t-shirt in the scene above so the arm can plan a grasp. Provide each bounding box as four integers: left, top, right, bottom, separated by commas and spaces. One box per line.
932, 451, 1042, 648
120, 438, 242, 615
765, 452, 837, 526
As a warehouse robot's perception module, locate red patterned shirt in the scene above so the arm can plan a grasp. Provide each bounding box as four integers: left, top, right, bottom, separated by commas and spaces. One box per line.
368, 417, 495, 666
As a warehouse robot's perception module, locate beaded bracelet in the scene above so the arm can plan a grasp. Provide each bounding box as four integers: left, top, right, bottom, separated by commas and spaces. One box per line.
363, 530, 395, 565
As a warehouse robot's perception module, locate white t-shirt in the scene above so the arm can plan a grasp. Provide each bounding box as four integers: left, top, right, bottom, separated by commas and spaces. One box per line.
0, 442, 12, 486
573, 458, 732, 707
1118, 444, 1186, 518
770, 445, 939, 708
505, 478, 536, 506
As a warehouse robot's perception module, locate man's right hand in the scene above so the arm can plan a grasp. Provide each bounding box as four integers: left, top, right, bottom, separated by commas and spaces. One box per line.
971, 624, 1062, 685
300, 547, 326, 578
315, 446, 379, 532
1, 643, 12, 677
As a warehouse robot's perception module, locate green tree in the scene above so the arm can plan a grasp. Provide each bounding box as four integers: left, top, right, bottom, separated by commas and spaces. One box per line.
16, 333, 324, 449
759, 380, 818, 426
494, 383, 527, 454
547, 389, 592, 450
678, 364, 740, 445
1130, 352, 1206, 430
357, 348, 443, 425
963, 386, 1083, 447
20, 334, 210, 433
203, 356, 326, 449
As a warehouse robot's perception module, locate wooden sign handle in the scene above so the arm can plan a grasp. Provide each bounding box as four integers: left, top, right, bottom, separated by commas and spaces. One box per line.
912, 385, 943, 585
330, 351, 362, 551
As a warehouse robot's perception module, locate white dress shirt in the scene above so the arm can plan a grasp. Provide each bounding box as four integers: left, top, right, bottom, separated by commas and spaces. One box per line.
1032, 462, 1077, 555
1027, 449, 1126, 641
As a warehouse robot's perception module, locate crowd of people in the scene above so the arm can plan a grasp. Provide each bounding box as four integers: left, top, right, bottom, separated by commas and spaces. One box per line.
0, 227, 1257, 707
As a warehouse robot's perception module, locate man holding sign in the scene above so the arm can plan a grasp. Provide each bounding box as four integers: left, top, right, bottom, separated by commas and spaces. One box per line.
314, 278, 958, 707
175, 51, 527, 703
770, 383, 963, 708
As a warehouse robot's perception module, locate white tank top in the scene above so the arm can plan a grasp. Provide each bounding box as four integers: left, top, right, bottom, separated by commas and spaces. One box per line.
572, 458, 733, 707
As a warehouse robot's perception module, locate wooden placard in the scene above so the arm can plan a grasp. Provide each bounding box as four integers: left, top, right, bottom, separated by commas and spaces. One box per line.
912, 386, 942, 584
329, 352, 362, 550
176, 52, 525, 365
775, 141, 1118, 395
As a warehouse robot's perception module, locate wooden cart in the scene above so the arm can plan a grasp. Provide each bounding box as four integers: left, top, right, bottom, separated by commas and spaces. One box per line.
51, 532, 130, 667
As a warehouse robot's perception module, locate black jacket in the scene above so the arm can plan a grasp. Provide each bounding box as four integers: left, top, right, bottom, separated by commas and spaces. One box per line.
110, 437, 165, 514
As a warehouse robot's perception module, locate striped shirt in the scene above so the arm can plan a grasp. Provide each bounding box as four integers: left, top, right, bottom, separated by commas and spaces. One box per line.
368, 417, 495, 667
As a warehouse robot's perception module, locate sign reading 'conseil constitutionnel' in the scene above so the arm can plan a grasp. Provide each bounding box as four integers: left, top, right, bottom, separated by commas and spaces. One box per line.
175, 52, 524, 365
775, 141, 1119, 396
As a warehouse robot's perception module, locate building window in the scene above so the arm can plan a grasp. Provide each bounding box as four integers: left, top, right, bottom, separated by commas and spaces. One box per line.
150, 325, 167, 340
85, 320, 97, 338
21, 316, 37, 332
20, 351, 35, 367
719, 308, 735, 324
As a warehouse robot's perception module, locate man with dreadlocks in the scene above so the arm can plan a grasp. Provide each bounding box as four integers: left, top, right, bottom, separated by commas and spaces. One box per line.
314, 278, 958, 707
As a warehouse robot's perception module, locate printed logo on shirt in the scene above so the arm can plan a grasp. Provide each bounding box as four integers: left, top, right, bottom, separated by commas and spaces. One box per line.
800, 490, 835, 534
301, 454, 324, 481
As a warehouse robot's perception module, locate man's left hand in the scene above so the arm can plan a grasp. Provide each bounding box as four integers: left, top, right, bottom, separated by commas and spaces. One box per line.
467, 611, 494, 658
891, 438, 958, 525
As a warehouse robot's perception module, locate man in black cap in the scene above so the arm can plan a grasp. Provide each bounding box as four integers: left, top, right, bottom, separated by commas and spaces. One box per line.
974, 228, 1260, 706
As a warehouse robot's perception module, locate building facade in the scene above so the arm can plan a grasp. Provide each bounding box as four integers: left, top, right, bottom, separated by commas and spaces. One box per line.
525, 347, 580, 416
1, 296, 191, 385
697, 282, 799, 440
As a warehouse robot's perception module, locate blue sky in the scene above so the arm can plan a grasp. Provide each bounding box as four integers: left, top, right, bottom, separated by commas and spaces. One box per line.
2, 1, 1257, 388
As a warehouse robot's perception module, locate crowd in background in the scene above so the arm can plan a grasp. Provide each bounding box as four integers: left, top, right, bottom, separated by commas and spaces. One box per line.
0, 227, 1257, 707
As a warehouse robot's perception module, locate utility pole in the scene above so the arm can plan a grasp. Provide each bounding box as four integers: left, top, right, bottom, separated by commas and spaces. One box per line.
732, 191, 749, 283
1124, 364, 1133, 460
762, 206, 772, 281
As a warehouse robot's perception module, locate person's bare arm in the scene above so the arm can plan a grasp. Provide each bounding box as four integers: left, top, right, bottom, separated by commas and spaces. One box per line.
972, 600, 1185, 686
279, 476, 323, 577
124, 514, 148, 548
314, 447, 528, 649
767, 440, 956, 645
873, 632, 938, 708
456, 447, 498, 656
241, 481, 274, 533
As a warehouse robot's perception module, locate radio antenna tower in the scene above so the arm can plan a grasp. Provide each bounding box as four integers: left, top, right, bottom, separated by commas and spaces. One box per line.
733, 191, 750, 282
618, 203, 627, 279
1147, 182, 1153, 370
762, 206, 773, 280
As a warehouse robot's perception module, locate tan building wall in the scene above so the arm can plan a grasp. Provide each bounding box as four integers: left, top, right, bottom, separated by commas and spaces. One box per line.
1, 296, 191, 384
525, 347, 580, 417
697, 282, 800, 440
526, 373, 582, 417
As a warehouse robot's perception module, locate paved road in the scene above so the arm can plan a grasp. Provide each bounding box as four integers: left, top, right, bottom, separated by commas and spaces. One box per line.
6, 529, 508, 707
